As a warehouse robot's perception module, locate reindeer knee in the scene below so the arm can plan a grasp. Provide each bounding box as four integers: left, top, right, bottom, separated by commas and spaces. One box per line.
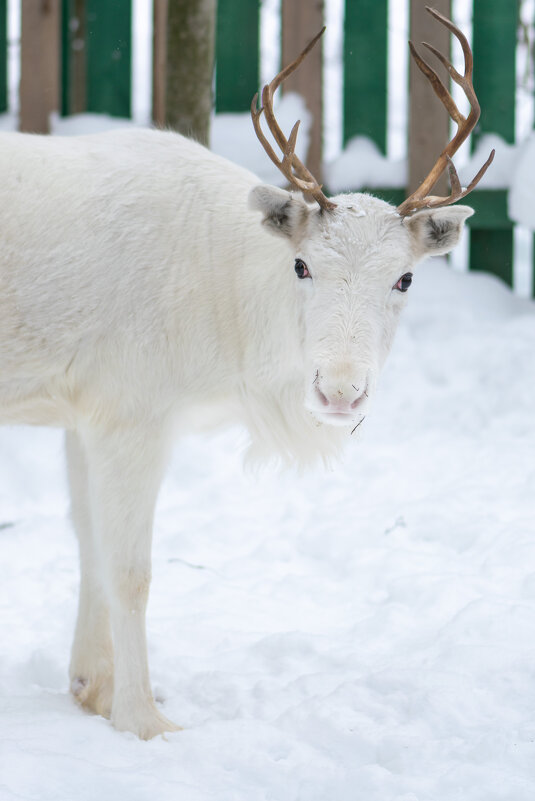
112, 567, 152, 610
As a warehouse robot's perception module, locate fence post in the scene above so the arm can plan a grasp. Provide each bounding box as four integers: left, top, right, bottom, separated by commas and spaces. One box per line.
281, 0, 324, 183
408, 0, 451, 196
469, 0, 516, 287
20, 0, 60, 133
216, 0, 259, 113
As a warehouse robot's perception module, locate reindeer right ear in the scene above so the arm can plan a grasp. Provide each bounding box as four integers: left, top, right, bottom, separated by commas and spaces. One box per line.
405, 205, 474, 259
249, 185, 310, 242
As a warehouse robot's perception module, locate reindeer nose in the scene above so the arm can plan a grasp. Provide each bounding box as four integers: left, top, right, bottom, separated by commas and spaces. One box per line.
314, 378, 367, 413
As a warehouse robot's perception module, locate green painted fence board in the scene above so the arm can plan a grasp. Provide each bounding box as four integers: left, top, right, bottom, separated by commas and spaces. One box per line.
0, 1, 6, 112
470, 229, 513, 287
344, 0, 388, 152
86, 0, 131, 117
62, 0, 132, 118
61, 0, 78, 117
216, 0, 259, 112
470, 0, 516, 285
472, 0, 516, 145
466, 191, 513, 231
61, 0, 68, 116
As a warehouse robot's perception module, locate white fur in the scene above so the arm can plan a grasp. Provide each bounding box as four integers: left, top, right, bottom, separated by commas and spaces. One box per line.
0, 128, 472, 738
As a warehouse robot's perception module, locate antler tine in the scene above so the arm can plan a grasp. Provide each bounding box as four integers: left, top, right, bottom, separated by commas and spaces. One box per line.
251, 95, 327, 195
260, 83, 315, 186
250, 93, 282, 171
398, 7, 493, 216
251, 28, 337, 212
251, 95, 328, 192
446, 156, 462, 196
408, 41, 464, 125
282, 121, 301, 173
422, 42, 464, 86
261, 27, 324, 178
460, 147, 495, 194
425, 5, 473, 75
268, 27, 326, 100
425, 148, 495, 208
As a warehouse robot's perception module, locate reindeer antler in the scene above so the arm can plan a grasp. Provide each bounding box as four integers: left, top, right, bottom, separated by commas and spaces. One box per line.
397, 6, 495, 216
251, 28, 337, 212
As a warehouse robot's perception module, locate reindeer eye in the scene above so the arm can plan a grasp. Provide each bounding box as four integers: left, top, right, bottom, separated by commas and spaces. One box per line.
394, 272, 413, 292
295, 259, 310, 279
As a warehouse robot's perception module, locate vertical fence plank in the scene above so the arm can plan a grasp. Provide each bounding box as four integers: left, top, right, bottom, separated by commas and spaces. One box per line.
343, 0, 388, 153
20, 0, 60, 133
0, 0, 7, 112
61, 0, 71, 116
152, 0, 168, 126
408, 0, 451, 195
469, 0, 516, 286
86, 0, 131, 117
216, 0, 259, 113
281, 0, 324, 183
62, 0, 86, 115
473, 0, 516, 142
62, 0, 132, 118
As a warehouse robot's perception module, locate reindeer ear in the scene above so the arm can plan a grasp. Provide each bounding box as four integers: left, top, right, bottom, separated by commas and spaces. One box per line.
249, 185, 310, 242
405, 205, 474, 259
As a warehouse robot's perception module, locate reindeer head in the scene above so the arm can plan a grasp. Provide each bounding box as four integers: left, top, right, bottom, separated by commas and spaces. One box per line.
250, 9, 492, 429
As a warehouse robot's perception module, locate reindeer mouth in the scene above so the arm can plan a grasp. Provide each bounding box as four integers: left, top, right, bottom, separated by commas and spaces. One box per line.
314, 409, 366, 427
318, 410, 358, 426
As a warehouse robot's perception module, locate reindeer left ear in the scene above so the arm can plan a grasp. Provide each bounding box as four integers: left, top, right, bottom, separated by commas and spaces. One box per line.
405, 205, 474, 259
249, 185, 310, 242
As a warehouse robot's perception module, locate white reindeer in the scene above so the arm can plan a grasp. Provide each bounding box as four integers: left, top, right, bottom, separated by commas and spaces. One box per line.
1, 9, 492, 738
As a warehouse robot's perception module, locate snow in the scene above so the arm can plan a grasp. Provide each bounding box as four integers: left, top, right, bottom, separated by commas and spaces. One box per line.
325, 135, 407, 192
459, 133, 517, 190
325, 132, 517, 195
2, 0, 535, 794
509, 132, 535, 228
2, 260, 535, 800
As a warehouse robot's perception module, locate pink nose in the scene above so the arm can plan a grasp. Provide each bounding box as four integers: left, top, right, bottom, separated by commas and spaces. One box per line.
314, 381, 367, 413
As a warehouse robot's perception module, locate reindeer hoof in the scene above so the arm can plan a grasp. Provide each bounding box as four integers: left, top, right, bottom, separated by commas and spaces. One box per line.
70, 673, 114, 719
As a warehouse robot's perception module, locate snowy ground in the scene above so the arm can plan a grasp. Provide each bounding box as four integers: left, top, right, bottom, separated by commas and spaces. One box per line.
1, 258, 535, 800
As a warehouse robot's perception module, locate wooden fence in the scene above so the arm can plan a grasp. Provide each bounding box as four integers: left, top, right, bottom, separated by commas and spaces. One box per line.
340, 0, 519, 291
2, 0, 530, 294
